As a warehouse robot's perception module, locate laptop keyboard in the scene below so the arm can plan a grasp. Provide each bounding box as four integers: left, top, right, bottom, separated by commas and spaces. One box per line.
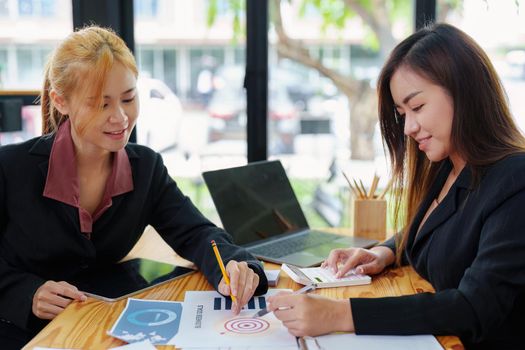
248, 231, 339, 258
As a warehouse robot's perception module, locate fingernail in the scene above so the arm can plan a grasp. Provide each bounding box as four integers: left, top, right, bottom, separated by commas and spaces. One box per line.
357, 267, 363, 274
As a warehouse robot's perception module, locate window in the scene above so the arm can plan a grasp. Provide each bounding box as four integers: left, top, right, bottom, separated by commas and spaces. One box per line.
134, 0, 158, 19
0, 0, 9, 17
440, 0, 525, 132
18, 0, 56, 17
0, 49, 7, 88
0, 0, 72, 146
271, 0, 414, 228
15, 46, 52, 88
134, 0, 246, 223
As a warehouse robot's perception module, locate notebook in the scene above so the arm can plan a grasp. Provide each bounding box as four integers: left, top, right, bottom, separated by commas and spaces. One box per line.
281, 263, 371, 288
202, 160, 378, 267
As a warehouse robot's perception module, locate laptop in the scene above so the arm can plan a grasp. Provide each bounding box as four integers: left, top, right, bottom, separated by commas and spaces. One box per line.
202, 160, 378, 267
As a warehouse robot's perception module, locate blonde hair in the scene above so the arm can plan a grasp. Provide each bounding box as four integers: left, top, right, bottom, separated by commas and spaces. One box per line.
41, 26, 138, 134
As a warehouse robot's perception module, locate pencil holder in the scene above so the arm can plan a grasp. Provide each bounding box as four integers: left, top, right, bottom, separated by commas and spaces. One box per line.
352, 198, 387, 241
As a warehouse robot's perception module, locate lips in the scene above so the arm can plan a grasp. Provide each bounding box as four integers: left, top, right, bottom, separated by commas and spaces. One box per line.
416, 136, 431, 151
104, 128, 127, 135
416, 136, 431, 143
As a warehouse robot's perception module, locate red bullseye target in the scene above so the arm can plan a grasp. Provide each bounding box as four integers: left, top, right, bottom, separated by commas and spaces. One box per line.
224, 318, 270, 334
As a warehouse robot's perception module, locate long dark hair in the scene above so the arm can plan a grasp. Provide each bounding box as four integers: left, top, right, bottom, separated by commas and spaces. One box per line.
377, 23, 525, 264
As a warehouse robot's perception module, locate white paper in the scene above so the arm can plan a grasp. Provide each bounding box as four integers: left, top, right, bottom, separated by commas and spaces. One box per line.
169, 290, 297, 348
109, 340, 157, 349
264, 269, 281, 286
304, 333, 443, 350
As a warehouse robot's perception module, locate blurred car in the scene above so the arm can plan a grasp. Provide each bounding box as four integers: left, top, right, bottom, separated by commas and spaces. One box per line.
136, 77, 183, 153
0, 78, 183, 154
207, 65, 300, 154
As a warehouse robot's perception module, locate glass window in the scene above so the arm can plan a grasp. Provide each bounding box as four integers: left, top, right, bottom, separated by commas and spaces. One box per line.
0, 49, 7, 88
137, 47, 155, 76
134, 0, 158, 19
14, 46, 51, 88
162, 49, 177, 92
41, 0, 55, 17
134, 0, 246, 223
16, 47, 33, 82
19, 0, 55, 17
269, 0, 414, 228
439, 0, 525, 133
0, 0, 9, 17
18, 0, 34, 16
0, 0, 72, 145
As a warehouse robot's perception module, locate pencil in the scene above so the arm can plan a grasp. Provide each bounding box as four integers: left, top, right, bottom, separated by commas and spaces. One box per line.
369, 174, 380, 199
211, 240, 237, 303
342, 171, 360, 199
352, 178, 365, 198
379, 177, 394, 199
252, 283, 317, 318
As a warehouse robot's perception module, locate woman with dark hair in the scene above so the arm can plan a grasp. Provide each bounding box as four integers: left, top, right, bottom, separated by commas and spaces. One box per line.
268, 23, 525, 349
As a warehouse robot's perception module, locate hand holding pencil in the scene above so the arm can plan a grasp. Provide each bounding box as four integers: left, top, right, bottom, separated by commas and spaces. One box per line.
211, 240, 261, 315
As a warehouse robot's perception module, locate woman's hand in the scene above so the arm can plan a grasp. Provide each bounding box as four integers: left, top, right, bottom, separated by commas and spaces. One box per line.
321, 246, 395, 278
32, 281, 87, 320
218, 260, 260, 315
267, 292, 354, 337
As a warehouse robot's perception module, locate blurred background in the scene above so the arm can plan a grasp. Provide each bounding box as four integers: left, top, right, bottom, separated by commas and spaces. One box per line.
1, 0, 524, 228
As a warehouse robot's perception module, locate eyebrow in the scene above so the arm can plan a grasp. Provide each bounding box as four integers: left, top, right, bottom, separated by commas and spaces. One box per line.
102, 87, 136, 99
394, 90, 423, 107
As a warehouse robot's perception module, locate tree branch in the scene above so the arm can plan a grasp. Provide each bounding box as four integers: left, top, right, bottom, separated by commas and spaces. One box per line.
270, 0, 358, 96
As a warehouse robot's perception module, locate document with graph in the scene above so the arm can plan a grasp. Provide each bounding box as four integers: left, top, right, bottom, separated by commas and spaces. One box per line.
168, 289, 297, 348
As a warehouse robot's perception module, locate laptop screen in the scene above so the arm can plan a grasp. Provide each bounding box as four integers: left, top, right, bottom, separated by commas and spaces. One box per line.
202, 160, 310, 246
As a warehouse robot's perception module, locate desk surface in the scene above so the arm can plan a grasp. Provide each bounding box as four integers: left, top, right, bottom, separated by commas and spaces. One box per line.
23, 227, 464, 350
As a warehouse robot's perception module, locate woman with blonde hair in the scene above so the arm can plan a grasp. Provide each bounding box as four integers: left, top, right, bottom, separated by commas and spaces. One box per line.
268, 23, 525, 349
0, 26, 267, 348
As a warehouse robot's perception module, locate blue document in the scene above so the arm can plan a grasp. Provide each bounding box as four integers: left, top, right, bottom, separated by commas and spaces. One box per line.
109, 298, 183, 345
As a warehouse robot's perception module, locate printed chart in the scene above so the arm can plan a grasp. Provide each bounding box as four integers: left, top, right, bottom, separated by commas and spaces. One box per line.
169, 290, 296, 348
108, 298, 182, 345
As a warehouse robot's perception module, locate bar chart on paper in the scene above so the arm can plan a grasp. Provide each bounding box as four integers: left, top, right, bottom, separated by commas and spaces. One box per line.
213, 296, 266, 310
169, 290, 297, 348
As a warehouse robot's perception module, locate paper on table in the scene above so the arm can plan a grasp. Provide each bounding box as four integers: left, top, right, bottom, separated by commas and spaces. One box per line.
109, 340, 157, 350
264, 269, 280, 286
303, 333, 443, 350
169, 290, 297, 348
108, 298, 183, 345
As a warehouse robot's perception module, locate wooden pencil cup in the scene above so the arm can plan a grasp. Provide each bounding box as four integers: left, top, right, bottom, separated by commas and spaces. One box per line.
353, 198, 387, 241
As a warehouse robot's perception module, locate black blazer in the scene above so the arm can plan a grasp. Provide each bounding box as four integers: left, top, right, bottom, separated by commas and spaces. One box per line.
351, 155, 525, 350
0, 135, 267, 334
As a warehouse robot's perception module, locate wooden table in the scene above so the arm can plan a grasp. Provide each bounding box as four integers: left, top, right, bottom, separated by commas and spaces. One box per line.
23, 228, 464, 350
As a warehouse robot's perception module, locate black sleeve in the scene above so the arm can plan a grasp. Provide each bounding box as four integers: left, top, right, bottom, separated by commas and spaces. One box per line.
351, 188, 525, 344
378, 232, 410, 266
378, 235, 396, 253
148, 153, 268, 295
0, 156, 46, 331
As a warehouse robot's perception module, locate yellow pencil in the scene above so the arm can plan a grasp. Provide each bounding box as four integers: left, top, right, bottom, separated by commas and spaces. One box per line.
211, 240, 237, 303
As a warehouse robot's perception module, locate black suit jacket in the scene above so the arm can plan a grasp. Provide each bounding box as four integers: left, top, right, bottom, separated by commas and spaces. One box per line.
351, 155, 525, 350
0, 135, 267, 334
